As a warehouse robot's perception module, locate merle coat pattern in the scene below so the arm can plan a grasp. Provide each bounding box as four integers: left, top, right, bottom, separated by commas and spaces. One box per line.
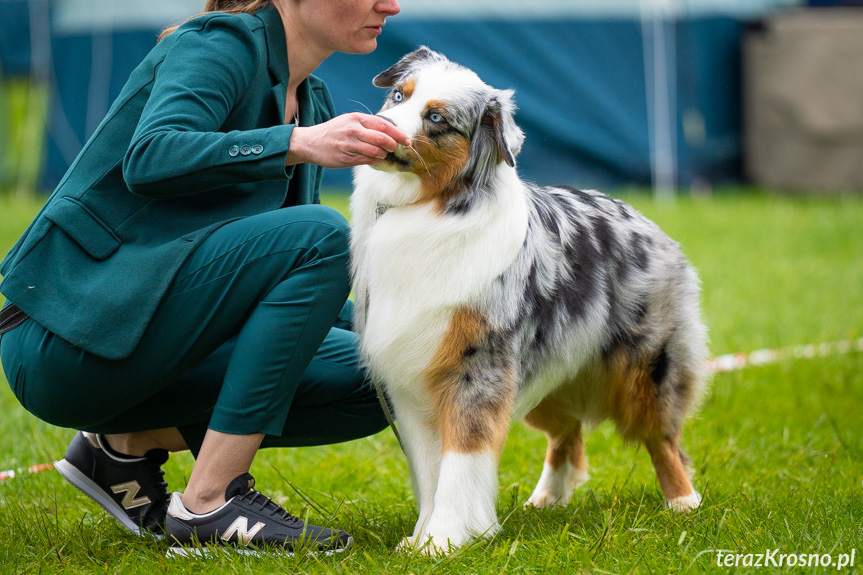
350, 47, 709, 555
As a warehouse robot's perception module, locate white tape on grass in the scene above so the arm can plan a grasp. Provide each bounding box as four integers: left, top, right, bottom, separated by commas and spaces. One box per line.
707, 337, 863, 373
0, 461, 55, 482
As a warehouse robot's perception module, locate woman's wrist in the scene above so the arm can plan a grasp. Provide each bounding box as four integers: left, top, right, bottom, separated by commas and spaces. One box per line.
285, 126, 309, 166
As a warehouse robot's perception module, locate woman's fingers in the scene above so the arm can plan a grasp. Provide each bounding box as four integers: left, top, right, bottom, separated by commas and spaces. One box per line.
358, 114, 411, 149
286, 113, 411, 168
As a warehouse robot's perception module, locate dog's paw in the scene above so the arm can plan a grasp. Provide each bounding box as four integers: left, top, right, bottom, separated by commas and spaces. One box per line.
395, 533, 454, 556
410, 521, 499, 556
524, 489, 568, 509
664, 491, 702, 513
417, 531, 473, 556
420, 537, 454, 557
396, 535, 458, 556
395, 536, 417, 553
525, 468, 589, 509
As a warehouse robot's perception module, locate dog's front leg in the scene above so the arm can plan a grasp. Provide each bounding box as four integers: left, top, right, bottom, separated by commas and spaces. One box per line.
391, 399, 443, 551
417, 364, 517, 555
420, 447, 502, 554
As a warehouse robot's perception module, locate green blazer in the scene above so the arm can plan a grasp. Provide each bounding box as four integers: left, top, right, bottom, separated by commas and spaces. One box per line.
0, 6, 335, 360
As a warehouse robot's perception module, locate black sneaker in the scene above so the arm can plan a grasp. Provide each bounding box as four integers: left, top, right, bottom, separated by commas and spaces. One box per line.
54, 431, 170, 537
165, 472, 353, 557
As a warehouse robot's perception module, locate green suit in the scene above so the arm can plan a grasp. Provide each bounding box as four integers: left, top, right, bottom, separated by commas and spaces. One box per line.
1, 6, 332, 361
0, 6, 387, 454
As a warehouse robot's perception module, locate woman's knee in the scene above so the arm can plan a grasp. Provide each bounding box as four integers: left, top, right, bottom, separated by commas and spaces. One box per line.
289, 204, 350, 249
286, 206, 351, 291
300, 205, 350, 262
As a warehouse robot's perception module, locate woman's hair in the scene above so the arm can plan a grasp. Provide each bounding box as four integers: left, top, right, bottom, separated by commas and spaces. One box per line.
159, 0, 272, 41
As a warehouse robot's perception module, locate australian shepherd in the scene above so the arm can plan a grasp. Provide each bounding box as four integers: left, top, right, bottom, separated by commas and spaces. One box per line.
350, 47, 710, 554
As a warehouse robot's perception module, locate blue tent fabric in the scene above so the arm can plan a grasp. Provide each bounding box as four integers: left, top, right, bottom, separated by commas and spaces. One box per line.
0, 0, 31, 75
41, 30, 159, 188
673, 18, 744, 186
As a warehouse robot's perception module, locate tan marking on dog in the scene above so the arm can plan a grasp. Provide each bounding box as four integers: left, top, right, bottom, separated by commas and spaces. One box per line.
602, 349, 697, 501
401, 100, 470, 211
606, 349, 664, 440
524, 398, 586, 473
402, 78, 416, 99
644, 434, 696, 501
423, 308, 515, 454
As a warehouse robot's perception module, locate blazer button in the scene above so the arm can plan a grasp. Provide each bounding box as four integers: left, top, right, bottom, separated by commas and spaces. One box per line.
228, 145, 240, 157
240, 145, 252, 156
251, 145, 263, 155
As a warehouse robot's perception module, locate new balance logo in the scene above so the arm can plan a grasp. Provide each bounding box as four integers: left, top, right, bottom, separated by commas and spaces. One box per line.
221, 516, 266, 546
110, 481, 151, 510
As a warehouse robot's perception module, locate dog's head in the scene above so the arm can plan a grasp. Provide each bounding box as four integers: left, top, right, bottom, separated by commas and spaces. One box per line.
368, 47, 525, 211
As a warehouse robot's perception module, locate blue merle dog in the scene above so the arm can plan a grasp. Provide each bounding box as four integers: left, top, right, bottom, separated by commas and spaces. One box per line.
350, 47, 710, 555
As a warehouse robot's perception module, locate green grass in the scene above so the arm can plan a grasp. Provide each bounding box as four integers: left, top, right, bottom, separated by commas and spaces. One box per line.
0, 79, 48, 195
1, 190, 861, 573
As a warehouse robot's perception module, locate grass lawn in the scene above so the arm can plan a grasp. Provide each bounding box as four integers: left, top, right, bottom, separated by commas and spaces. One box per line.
0, 190, 861, 574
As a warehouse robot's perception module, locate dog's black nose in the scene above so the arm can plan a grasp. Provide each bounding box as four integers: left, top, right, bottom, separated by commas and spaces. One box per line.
376, 115, 397, 126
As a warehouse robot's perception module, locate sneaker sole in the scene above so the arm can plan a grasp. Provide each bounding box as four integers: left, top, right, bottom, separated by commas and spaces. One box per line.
55, 458, 162, 539
166, 536, 354, 559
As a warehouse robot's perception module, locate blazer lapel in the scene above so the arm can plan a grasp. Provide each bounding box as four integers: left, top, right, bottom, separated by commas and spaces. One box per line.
260, 6, 290, 121
271, 80, 289, 123
291, 79, 315, 198
258, 5, 316, 203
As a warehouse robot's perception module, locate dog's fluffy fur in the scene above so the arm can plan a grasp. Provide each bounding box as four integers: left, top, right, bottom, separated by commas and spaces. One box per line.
351, 47, 710, 554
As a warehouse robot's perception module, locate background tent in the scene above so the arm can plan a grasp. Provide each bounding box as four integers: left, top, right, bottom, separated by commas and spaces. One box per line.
1, 0, 804, 193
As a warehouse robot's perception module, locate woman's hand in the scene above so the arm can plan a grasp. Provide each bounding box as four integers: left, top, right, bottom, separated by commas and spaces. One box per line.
286, 113, 411, 168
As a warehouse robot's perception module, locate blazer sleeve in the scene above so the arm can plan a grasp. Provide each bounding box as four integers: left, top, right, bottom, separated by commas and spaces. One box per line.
123, 15, 294, 198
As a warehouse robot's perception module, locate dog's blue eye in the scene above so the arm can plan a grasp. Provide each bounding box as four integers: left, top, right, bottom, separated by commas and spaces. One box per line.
430, 113, 443, 123
393, 91, 403, 102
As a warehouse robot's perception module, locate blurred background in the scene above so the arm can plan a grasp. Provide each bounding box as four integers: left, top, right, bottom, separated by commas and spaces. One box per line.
1, 0, 863, 199
1, 7, 862, 569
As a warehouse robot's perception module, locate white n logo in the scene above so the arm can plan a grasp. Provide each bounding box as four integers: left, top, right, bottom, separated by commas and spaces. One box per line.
221, 516, 266, 546
110, 481, 151, 510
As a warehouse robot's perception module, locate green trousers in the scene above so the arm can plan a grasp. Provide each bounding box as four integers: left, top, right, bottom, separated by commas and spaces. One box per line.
0, 205, 387, 455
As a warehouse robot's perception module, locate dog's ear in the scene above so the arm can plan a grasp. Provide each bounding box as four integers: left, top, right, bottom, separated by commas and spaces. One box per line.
480, 89, 524, 168
373, 46, 446, 88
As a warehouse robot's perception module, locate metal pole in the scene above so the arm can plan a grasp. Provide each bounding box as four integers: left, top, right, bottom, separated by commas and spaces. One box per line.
641, 0, 678, 203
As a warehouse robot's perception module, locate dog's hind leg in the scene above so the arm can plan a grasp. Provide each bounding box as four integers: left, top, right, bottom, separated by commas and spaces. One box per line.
607, 345, 703, 512
644, 434, 701, 511
523, 392, 589, 508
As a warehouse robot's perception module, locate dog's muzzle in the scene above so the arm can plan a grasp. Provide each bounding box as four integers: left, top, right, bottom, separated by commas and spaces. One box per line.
376, 114, 397, 126
384, 151, 410, 167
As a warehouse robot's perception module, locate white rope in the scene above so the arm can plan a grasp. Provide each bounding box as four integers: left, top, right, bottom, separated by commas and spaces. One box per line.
707, 337, 863, 373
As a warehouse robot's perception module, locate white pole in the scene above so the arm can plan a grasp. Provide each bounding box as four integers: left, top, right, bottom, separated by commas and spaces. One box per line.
641, 0, 678, 202
85, 0, 115, 138
18, 0, 52, 197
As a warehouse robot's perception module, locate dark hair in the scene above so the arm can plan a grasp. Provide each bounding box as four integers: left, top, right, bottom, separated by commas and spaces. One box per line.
159, 0, 272, 41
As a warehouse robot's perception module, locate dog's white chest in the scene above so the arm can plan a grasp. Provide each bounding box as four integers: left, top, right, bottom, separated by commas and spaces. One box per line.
353, 177, 528, 389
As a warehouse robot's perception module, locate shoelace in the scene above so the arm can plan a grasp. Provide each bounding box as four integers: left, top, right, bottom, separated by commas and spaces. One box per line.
239, 490, 303, 525
144, 461, 171, 506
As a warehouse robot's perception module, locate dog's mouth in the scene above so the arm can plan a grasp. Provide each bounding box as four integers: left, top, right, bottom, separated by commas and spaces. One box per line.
383, 150, 411, 170
385, 151, 409, 165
